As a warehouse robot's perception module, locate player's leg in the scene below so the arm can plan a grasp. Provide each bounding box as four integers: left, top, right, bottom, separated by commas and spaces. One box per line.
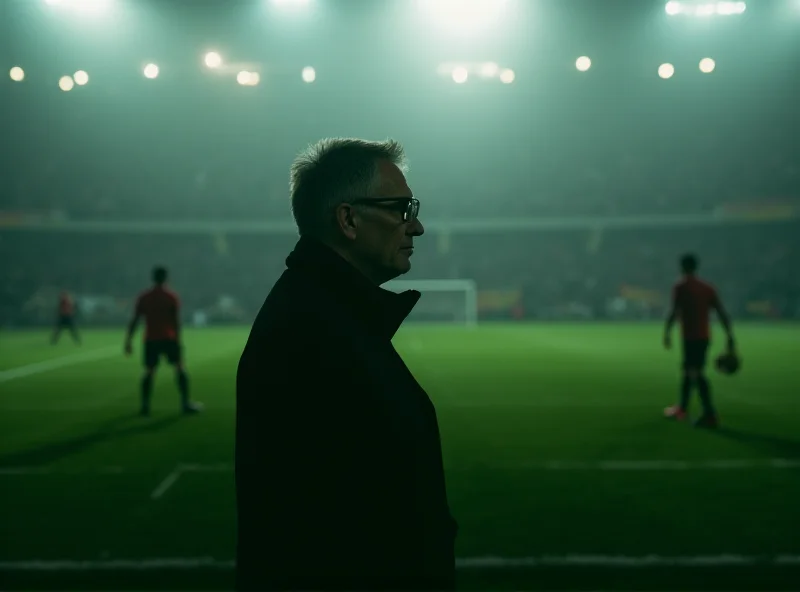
141, 341, 160, 417
167, 342, 201, 414
694, 341, 718, 427
665, 340, 695, 420
51, 318, 64, 345
68, 318, 81, 345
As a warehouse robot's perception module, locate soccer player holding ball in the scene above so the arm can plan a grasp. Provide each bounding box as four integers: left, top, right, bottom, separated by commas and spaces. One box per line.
663, 254, 738, 428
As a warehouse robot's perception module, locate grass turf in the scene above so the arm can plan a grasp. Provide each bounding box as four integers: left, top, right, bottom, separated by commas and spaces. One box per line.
1, 324, 799, 591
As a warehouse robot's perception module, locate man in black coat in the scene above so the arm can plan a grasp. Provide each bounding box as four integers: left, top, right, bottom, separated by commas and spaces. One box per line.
235, 138, 458, 591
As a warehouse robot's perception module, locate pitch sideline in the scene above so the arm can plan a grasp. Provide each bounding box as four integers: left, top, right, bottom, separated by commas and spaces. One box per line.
3, 458, 800, 478
1, 555, 800, 571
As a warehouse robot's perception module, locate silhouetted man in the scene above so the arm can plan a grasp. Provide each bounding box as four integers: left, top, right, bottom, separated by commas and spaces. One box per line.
236, 138, 457, 590
663, 253, 735, 428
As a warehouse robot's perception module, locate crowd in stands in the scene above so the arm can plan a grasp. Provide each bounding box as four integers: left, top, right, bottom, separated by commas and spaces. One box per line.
2, 221, 797, 328
4, 137, 797, 221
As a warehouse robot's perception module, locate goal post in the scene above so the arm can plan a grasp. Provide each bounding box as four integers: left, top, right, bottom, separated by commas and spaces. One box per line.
382, 279, 478, 327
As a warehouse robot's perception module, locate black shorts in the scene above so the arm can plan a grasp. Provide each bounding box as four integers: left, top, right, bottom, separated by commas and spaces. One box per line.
682, 339, 710, 371
143, 340, 182, 368
57, 315, 75, 329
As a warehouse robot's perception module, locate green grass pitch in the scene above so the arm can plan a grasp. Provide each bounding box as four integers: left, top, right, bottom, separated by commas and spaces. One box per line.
1, 324, 799, 591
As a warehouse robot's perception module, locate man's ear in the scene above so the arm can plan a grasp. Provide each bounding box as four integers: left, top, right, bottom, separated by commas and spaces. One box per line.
334, 203, 358, 241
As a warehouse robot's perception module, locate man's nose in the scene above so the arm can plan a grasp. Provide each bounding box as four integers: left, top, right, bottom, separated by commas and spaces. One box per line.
408, 217, 424, 236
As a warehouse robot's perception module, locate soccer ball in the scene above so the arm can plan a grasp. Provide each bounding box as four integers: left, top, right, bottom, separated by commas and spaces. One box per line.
715, 351, 741, 375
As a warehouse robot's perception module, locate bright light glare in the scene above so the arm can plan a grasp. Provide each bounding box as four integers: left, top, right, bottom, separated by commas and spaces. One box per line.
237, 71, 260, 86
452, 67, 469, 84
716, 1, 746, 15
699, 57, 716, 73
46, 0, 113, 14
499, 68, 515, 84
479, 62, 499, 78
658, 63, 675, 79
9, 67, 25, 82
58, 76, 75, 91
302, 66, 316, 83
419, 0, 511, 35
665, 1, 746, 16
576, 56, 592, 72
271, 0, 311, 6
73, 70, 89, 85
204, 52, 222, 69
143, 63, 159, 79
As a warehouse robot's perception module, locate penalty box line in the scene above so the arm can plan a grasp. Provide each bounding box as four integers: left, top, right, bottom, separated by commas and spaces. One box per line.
149, 458, 800, 500
149, 463, 231, 500
1, 555, 800, 571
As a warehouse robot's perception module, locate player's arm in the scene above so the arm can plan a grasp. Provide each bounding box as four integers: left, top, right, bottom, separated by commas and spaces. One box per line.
712, 292, 736, 352
124, 298, 142, 355
663, 286, 679, 349
173, 295, 181, 339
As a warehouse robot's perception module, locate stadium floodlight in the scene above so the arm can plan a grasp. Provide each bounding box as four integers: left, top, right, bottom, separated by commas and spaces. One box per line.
237, 71, 260, 86
58, 75, 75, 91
9, 66, 25, 82
716, 1, 746, 15
665, 1, 745, 17
499, 68, 515, 84
699, 57, 716, 73
301, 66, 316, 83
204, 51, 223, 69
417, 0, 511, 35
658, 63, 675, 79
452, 66, 469, 84
143, 63, 159, 79
576, 56, 592, 72
73, 70, 89, 85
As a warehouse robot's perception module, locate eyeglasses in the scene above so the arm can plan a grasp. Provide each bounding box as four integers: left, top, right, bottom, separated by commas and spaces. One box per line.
350, 197, 420, 223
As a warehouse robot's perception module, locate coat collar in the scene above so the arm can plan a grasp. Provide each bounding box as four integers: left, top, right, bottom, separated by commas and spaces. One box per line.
286, 236, 420, 340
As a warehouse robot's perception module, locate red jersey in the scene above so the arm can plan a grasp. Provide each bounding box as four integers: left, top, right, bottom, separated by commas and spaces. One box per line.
135, 286, 180, 342
672, 276, 720, 340
59, 292, 75, 316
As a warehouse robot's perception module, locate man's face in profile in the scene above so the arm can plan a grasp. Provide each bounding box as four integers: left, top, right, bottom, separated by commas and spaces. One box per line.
352, 160, 424, 285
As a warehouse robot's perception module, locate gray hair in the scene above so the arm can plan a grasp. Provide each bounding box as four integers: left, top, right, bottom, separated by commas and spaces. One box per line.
289, 138, 408, 237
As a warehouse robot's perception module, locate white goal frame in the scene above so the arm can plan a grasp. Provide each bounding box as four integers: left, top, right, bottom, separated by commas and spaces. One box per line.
383, 279, 478, 327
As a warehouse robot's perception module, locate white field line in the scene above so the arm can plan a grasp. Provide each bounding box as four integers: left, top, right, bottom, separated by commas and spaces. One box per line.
3, 459, 800, 477
1, 555, 800, 571
0, 346, 119, 384
2, 343, 242, 411
0, 465, 124, 476
150, 467, 182, 500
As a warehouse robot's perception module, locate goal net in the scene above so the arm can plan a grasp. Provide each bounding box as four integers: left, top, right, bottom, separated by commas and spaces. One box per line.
382, 279, 478, 327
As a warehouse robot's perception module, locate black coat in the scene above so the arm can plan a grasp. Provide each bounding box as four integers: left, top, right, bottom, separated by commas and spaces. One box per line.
235, 237, 458, 591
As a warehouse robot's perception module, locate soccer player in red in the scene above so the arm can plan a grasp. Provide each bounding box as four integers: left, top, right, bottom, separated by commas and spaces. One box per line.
124, 266, 201, 417
663, 254, 736, 428
51, 290, 81, 345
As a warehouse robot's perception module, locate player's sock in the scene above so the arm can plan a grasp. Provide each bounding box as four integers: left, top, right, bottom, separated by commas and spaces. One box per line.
697, 374, 716, 417
679, 375, 693, 411
141, 374, 154, 415
177, 370, 190, 409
